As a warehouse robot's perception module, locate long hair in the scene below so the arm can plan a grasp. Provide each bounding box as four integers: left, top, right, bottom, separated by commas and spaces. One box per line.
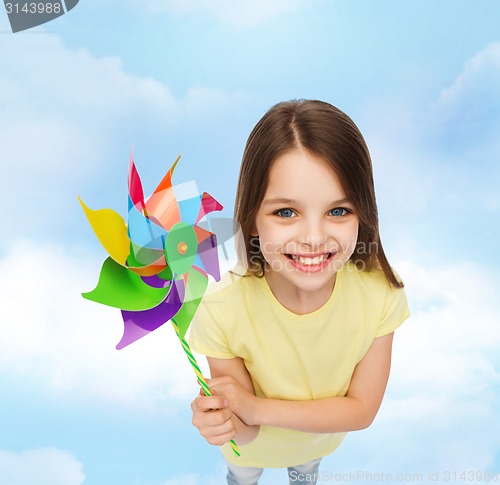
234, 99, 403, 288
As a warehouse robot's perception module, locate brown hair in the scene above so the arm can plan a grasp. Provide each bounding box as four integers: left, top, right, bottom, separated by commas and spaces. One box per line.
234, 99, 403, 288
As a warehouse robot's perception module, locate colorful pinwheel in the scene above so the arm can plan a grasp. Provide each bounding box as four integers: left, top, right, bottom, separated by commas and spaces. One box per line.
79, 151, 240, 457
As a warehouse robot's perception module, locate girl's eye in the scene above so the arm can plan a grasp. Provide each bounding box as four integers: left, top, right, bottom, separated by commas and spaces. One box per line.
330, 207, 349, 217
275, 208, 296, 218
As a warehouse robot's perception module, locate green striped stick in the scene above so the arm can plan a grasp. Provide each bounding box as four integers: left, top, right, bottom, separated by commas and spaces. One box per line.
171, 318, 241, 457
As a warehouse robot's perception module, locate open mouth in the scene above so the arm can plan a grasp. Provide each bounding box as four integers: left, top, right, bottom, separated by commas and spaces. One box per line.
284, 252, 335, 266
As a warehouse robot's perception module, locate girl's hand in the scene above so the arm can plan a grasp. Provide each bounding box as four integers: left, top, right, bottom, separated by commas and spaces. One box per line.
207, 376, 260, 426
190, 391, 237, 446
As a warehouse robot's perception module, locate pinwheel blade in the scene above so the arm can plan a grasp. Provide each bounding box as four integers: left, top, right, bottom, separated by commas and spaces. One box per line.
193, 225, 221, 281
117, 279, 185, 349
82, 257, 170, 311
78, 197, 130, 266
196, 192, 223, 223
128, 150, 145, 211
81, 154, 221, 350
178, 194, 202, 226
174, 268, 208, 339
145, 155, 181, 230
128, 202, 167, 250
126, 245, 167, 276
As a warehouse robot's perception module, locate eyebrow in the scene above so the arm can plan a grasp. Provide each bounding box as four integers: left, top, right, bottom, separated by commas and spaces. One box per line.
262, 197, 352, 206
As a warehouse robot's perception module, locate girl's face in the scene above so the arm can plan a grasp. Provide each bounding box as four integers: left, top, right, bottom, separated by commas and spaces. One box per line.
252, 148, 359, 307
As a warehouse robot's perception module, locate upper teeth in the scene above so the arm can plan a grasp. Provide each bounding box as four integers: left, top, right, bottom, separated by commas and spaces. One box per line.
291, 254, 329, 265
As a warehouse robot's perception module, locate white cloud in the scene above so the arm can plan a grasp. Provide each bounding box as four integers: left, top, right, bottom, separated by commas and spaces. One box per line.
0, 448, 85, 485
131, 0, 310, 28
324, 259, 500, 476
360, 42, 500, 267
0, 240, 208, 409
0, 33, 173, 240
0, 30, 256, 243
427, 41, 500, 159
162, 461, 227, 485
363, 42, 500, 153
437, 42, 500, 113
0, 30, 252, 176
0, 29, 255, 411
0, 34, 175, 171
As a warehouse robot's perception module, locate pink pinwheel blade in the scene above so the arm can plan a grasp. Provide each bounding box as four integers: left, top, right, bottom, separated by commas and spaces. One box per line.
117, 279, 185, 349
196, 192, 223, 223
128, 151, 145, 210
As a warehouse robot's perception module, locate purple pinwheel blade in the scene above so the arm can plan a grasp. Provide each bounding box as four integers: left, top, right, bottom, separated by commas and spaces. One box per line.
196, 232, 221, 282
141, 274, 171, 288
116, 279, 185, 349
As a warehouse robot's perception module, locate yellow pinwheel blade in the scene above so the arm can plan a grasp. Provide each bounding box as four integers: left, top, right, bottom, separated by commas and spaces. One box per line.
78, 197, 130, 265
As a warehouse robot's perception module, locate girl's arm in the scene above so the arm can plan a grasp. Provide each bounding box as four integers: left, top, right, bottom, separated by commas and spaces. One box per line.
209, 333, 394, 434
209, 356, 261, 443
191, 356, 260, 445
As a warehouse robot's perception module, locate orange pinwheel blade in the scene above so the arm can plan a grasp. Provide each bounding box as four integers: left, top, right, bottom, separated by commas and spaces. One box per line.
144, 155, 181, 230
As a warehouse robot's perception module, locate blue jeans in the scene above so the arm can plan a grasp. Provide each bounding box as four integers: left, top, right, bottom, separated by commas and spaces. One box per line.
226, 457, 322, 485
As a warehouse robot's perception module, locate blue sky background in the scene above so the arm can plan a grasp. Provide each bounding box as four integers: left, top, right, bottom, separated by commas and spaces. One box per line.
1, 1, 499, 483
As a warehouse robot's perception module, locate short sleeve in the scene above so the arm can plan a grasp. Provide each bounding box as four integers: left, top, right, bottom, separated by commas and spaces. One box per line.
188, 299, 236, 359
375, 285, 410, 338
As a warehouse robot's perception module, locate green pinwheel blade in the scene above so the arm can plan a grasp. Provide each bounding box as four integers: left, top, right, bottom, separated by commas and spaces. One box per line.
174, 268, 208, 339
82, 257, 171, 311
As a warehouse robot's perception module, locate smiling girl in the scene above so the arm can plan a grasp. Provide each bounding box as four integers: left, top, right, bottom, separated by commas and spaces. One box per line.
189, 100, 410, 485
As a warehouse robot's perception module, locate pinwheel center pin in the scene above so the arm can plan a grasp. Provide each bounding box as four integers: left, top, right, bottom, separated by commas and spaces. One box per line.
165, 222, 198, 275
177, 242, 188, 255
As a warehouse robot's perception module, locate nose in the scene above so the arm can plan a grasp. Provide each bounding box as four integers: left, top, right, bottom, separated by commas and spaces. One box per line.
299, 217, 328, 251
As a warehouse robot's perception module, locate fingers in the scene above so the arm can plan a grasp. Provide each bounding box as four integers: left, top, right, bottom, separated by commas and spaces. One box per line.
192, 398, 231, 424
193, 412, 236, 446
192, 394, 227, 411
206, 376, 236, 387
205, 428, 237, 446
191, 394, 236, 446
191, 376, 240, 446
